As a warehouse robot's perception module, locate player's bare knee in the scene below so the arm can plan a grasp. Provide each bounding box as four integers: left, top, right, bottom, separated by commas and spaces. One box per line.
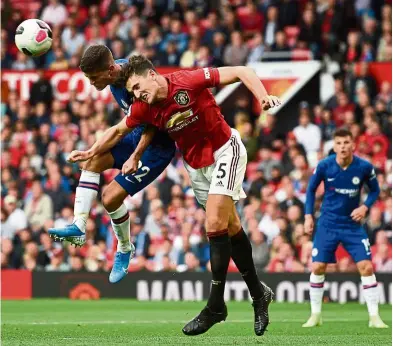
357, 260, 374, 276
312, 262, 327, 275
82, 156, 101, 173
228, 214, 241, 236
206, 216, 228, 233
82, 152, 114, 173
102, 187, 121, 212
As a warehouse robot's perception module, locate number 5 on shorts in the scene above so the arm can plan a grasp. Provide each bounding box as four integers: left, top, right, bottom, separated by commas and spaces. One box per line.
217, 163, 227, 179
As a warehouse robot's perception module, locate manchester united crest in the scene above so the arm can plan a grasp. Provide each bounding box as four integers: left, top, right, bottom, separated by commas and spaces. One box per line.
174, 90, 190, 106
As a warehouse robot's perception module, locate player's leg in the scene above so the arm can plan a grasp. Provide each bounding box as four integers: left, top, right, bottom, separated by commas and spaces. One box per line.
303, 227, 338, 327
228, 206, 264, 300
183, 129, 258, 336
302, 261, 327, 327
48, 152, 114, 244
181, 165, 231, 335
343, 229, 388, 328
100, 179, 134, 283
106, 142, 175, 283
228, 205, 274, 336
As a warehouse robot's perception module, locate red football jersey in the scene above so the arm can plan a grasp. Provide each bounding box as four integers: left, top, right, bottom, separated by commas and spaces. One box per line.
126, 68, 232, 169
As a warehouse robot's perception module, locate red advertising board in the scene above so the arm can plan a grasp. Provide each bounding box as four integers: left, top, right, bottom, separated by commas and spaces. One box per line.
1, 270, 32, 299
1, 67, 183, 103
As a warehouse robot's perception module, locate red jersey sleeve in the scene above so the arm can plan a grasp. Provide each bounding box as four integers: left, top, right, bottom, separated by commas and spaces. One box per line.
125, 101, 150, 128
174, 67, 220, 90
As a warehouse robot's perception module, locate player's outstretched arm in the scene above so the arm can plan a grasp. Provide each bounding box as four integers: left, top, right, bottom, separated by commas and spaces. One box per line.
217, 66, 281, 110
68, 117, 133, 163
121, 125, 157, 175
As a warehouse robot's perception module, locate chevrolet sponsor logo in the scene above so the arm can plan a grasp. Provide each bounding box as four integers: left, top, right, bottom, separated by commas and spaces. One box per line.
166, 109, 195, 130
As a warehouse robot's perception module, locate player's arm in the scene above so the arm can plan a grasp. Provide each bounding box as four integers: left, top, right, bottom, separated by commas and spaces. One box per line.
121, 125, 156, 175
351, 166, 380, 222
217, 66, 281, 110
68, 117, 134, 163
304, 164, 325, 234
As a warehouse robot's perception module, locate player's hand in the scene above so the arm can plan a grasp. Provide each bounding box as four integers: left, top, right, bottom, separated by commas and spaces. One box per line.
122, 153, 140, 175
304, 215, 314, 235
351, 205, 368, 223
67, 150, 92, 163
261, 95, 281, 111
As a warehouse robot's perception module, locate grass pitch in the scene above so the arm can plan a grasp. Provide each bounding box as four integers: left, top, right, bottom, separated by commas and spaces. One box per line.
1, 300, 391, 345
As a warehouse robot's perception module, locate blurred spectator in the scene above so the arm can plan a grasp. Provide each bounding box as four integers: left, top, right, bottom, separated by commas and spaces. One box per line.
46, 248, 70, 271
2, 195, 28, 240
298, 9, 321, 56
258, 203, 280, 244
223, 31, 248, 66
161, 19, 188, 54
236, 0, 264, 36
257, 145, 282, 181
61, 18, 86, 57
157, 41, 180, 66
263, 6, 279, 48
177, 252, 202, 272
349, 62, 377, 101
24, 180, 53, 229
250, 231, 270, 272
41, 0, 68, 27
131, 217, 150, 260
180, 39, 199, 68
11, 52, 35, 70
70, 255, 84, 271
247, 33, 265, 63
372, 243, 392, 273
278, 0, 298, 28
269, 31, 290, 62
144, 200, 169, 238
293, 103, 322, 159
30, 70, 53, 107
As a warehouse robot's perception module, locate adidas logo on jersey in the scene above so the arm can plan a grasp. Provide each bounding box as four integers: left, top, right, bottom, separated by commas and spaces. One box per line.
216, 181, 224, 187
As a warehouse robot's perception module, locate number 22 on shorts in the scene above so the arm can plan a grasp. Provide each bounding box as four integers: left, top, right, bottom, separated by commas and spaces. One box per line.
125, 161, 150, 183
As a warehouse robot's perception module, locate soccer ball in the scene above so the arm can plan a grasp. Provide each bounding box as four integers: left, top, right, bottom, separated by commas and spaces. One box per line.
15, 19, 52, 57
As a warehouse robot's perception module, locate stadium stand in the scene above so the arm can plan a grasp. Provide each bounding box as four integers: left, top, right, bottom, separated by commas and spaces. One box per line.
1, 0, 391, 274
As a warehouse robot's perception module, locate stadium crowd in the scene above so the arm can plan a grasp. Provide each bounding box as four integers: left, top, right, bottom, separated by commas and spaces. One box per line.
1, 0, 392, 274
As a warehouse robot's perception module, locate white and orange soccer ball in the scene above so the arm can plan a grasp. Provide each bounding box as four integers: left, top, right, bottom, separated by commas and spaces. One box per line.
15, 19, 52, 57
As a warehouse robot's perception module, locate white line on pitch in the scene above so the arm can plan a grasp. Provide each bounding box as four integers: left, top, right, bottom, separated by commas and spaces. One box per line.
2, 318, 367, 325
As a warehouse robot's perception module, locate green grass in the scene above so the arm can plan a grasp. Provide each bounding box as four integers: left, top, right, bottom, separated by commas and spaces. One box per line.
1, 300, 391, 345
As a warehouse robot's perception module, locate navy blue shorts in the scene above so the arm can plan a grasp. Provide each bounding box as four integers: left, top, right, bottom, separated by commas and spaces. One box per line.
312, 221, 371, 264
110, 131, 176, 196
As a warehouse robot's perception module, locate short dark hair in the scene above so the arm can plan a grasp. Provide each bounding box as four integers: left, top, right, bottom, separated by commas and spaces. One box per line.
126, 55, 156, 78
333, 128, 353, 139
79, 45, 113, 73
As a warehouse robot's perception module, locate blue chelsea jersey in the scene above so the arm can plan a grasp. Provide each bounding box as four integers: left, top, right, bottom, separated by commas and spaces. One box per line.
110, 59, 133, 115
305, 155, 380, 229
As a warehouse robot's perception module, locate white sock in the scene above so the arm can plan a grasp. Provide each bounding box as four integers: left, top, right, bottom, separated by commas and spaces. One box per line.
107, 203, 131, 253
310, 273, 325, 314
361, 275, 379, 316
73, 170, 100, 232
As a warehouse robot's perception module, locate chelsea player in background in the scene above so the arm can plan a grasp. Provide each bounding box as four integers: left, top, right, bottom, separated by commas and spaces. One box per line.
302, 128, 388, 329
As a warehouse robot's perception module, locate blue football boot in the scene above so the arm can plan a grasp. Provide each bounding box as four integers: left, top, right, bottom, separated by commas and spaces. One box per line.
48, 224, 86, 247
109, 244, 136, 284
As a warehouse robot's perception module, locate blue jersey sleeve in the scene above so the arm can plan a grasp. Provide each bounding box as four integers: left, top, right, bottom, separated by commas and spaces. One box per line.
305, 163, 325, 215
364, 164, 380, 209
